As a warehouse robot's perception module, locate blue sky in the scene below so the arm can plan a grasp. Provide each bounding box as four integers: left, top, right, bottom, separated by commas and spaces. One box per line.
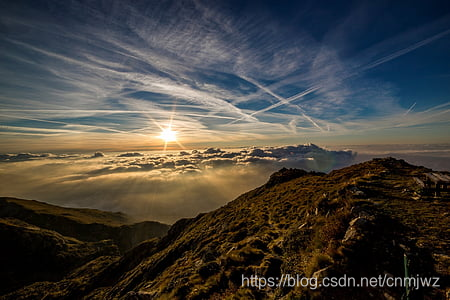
1, 0, 449, 152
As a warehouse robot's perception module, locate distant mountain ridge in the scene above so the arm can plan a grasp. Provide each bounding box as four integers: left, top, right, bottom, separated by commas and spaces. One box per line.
1, 158, 449, 299
0, 197, 169, 295
0, 197, 169, 252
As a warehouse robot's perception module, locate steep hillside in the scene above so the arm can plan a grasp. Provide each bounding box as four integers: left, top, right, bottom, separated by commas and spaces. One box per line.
0, 197, 129, 226
0, 197, 169, 252
2, 158, 449, 299
0, 217, 119, 295
0, 198, 169, 295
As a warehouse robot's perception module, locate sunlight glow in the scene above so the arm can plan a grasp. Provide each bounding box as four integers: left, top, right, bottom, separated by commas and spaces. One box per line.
159, 128, 177, 142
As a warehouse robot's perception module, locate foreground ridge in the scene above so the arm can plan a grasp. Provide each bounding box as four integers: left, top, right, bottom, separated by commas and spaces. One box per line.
1, 158, 449, 299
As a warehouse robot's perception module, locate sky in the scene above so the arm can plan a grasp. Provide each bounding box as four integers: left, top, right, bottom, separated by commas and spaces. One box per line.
0, 0, 449, 152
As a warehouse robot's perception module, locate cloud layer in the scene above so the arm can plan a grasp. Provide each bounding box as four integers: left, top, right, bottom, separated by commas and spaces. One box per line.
2, 143, 449, 223
0, 144, 354, 223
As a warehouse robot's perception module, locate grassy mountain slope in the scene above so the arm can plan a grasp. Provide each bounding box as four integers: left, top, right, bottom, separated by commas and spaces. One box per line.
2, 158, 449, 299
0, 217, 119, 295
0, 198, 169, 295
0, 197, 129, 226
0, 197, 169, 252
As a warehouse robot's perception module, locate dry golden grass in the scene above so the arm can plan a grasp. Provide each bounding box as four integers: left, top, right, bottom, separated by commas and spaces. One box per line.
3, 158, 449, 299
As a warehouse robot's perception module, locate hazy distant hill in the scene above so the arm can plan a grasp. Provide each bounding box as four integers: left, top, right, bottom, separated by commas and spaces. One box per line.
0, 198, 169, 295
0, 197, 169, 252
1, 158, 449, 299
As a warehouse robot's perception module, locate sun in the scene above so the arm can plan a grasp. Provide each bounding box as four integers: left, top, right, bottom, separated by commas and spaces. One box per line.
159, 128, 177, 142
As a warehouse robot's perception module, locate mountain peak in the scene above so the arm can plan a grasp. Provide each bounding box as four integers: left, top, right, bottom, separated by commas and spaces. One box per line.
2, 159, 449, 299
265, 167, 324, 187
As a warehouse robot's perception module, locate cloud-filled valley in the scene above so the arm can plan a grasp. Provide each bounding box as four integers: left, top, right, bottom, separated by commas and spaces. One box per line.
2, 142, 449, 223
0, 144, 355, 223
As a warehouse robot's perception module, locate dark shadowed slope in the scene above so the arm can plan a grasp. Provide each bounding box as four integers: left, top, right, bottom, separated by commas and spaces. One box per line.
2, 158, 449, 299
0, 217, 119, 295
0, 198, 169, 295
0, 197, 169, 252
0, 197, 129, 226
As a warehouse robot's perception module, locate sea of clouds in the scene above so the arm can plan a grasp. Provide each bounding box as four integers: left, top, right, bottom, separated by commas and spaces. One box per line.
0, 144, 354, 223
2, 143, 449, 223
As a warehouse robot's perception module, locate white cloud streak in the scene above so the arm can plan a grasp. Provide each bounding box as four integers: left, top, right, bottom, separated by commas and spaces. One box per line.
0, 1, 449, 149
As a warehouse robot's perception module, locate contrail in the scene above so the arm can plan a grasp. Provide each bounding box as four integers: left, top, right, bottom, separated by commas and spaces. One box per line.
0, 109, 238, 120
360, 29, 450, 72
403, 102, 416, 116
230, 76, 323, 130
5, 39, 255, 124
240, 75, 291, 106
248, 86, 320, 117
0, 114, 148, 137
232, 28, 450, 128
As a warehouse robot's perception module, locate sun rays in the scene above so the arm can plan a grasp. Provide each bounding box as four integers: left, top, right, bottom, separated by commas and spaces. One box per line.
152, 105, 185, 152
159, 127, 177, 143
